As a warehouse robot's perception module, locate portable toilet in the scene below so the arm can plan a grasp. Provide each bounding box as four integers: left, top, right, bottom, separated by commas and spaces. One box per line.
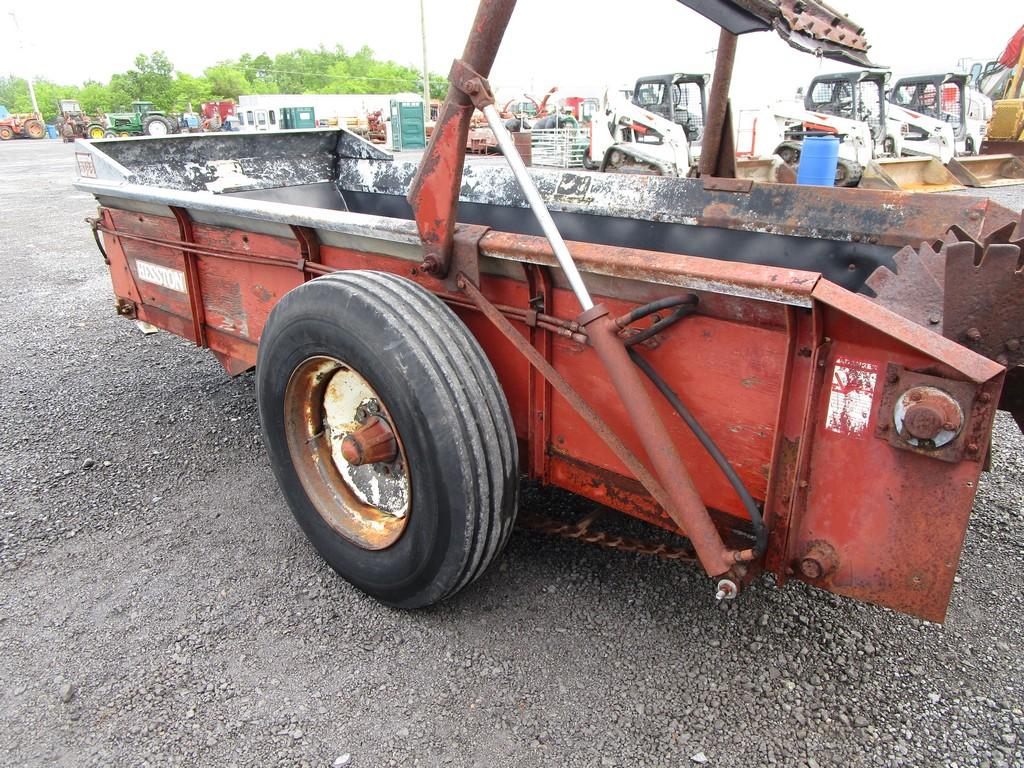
282, 107, 316, 130
390, 100, 426, 151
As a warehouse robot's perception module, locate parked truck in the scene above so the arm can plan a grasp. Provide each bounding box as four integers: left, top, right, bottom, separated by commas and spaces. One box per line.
72, 0, 1023, 624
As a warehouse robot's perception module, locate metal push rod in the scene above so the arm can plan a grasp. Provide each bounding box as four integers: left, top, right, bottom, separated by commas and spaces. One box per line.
482, 104, 595, 311
483, 108, 740, 577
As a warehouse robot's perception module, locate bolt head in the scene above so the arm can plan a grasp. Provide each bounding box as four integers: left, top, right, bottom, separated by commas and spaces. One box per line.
800, 557, 824, 579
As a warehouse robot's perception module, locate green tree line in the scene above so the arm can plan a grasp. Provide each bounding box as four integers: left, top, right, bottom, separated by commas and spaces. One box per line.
0, 47, 448, 121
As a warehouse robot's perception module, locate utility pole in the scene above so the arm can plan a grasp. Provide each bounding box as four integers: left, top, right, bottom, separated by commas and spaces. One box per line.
9, 12, 41, 118
419, 0, 430, 123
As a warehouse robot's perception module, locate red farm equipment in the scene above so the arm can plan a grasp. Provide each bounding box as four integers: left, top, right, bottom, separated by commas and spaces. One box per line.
200, 101, 237, 130
73, 0, 1023, 624
0, 106, 45, 141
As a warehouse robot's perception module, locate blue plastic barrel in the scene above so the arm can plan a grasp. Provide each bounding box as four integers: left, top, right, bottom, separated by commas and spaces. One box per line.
796, 136, 839, 187
45, 124, 58, 139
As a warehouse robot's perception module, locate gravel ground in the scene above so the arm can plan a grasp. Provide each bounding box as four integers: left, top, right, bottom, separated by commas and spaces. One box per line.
1, 139, 1023, 768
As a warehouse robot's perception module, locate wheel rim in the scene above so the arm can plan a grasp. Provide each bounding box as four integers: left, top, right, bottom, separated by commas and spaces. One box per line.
90, 127, 104, 139
284, 356, 411, 550
147, 121, 168, 136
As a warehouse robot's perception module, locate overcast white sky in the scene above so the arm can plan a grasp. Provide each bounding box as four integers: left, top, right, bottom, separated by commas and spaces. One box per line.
0, 0, 1016, 110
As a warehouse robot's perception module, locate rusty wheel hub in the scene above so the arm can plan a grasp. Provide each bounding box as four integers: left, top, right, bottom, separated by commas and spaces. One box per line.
283, 356, 410, 550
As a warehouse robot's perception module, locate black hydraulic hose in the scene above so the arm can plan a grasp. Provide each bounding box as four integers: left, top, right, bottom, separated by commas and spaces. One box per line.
628, 348, 769, 560
624, 305, 697, 347
615, 294, 698, 329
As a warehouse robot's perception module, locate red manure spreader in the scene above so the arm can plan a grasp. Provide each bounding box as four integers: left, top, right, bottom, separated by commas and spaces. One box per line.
73, 0, 1024, 623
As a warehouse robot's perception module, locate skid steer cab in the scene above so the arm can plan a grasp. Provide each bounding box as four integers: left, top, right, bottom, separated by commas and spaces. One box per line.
584, 73, 708, 176
890, 73, 990, 156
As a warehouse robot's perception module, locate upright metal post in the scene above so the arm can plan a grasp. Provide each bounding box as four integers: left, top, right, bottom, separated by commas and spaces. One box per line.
699, 28, 738, 178
407, 0, 519, 275
419, 0, 431, 125
9, 13, 40, 119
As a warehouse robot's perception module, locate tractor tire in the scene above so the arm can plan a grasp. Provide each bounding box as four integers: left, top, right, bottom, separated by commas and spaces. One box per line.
582, 146, 599, 171
104, 130, 118, 138
774, 141, 802, 167
143, 115, 173, 137
835, 158, 863, 187
87, 124, 107, 139
22, 119, 45, 139
0, 125, 13, 141
256, 270, 519, 609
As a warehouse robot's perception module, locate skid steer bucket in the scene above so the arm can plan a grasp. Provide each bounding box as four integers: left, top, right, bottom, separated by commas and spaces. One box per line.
734, 157, 796, 184
858, 157, 965, 193
947, 154, 1024, 187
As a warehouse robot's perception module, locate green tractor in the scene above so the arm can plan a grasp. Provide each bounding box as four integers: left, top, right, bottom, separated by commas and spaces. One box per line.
100, 101, 176, 138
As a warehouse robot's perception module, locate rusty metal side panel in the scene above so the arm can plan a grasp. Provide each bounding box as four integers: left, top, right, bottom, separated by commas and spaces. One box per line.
190, 223, 302, 345
786, 310, 1004, 622
106, 209, 196, 341
546, 286, 786, 521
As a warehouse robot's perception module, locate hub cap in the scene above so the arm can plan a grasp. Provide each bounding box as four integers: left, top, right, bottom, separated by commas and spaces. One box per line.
284, 356, 410, 550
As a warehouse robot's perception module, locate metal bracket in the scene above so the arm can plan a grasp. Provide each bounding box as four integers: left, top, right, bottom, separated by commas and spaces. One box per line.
115, 298, 137, 319
290, 225, 321, 281
448, 59, 496, 110
446, 223, 489, 291
874, 364, 997, 464
702, 177, 754, 194
170, 206, 208, 348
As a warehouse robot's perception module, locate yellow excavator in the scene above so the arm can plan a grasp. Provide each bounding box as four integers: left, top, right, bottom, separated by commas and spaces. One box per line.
980, 24, 1024, 156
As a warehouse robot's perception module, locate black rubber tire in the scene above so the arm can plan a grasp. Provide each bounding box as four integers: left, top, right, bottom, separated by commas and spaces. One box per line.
256, 270, 518, 609
836, 158, 863, 187
22, 119, 45, 139
774, 141, 802, 166
143, 115, 174, 136
0, 126, 13, 141
582, 146, 599, 170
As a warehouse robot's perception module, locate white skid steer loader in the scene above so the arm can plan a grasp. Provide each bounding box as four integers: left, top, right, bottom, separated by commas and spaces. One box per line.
584, 73, 707, 176
889, 73, 1024, 187
752, 70, 963, 190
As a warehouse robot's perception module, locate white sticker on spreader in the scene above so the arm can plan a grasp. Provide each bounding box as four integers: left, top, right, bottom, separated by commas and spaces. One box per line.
136, 260, 187, 294
825, 357, 879, 436
75, 152, 97, 179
